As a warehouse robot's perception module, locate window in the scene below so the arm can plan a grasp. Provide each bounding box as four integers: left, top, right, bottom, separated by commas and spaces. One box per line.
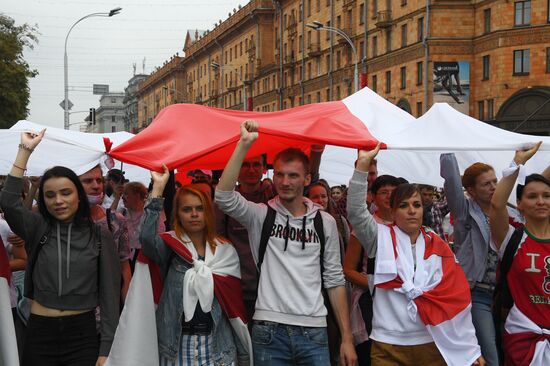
372, 74, 377, 93
386, 30, 392, 53
547, 47, 550, 73
111, 116, 116, 122
326, 54, 331, 72
400, 67, 406, 89
111, 126, 116, 132
401, 24, 408, 47
316, 91, 321, 103
373, 0, 378, 15
487, 99, 494, 120
373, 36, 378, 57
416, 61, 423, 85
111, 98, 116, 103
336, 51, 341, 68
482, 55, 490, 80
336, 86, 341, 100
484, 8, 491, 34
513, 49, 530, 75
478, 101, 485, 120
385, 71, 391, 93
326, 88, 330, 101
337, 15, 341, 29
418, 17, 424, 42
307, 0, 311, 16
514, 1, 531, 26
316, 0, 320, 12
360, 3, 365, 25
416, 101, 423, 117
402, 0, 407, 5
326, 21, 331, 40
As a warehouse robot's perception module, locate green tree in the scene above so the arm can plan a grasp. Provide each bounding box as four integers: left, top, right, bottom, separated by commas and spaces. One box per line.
0, 14, 39, 128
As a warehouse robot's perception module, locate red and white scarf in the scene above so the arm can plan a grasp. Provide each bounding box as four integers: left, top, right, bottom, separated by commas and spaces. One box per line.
503, 304, 550, 366
106, 232, 252, 366
374, 225, 481, 366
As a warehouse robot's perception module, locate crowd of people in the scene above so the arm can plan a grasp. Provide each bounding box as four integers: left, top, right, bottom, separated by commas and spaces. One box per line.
0, 123, 548, 366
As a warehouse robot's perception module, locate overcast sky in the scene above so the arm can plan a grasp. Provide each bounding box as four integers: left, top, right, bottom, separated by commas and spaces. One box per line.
4, 0, 245, 129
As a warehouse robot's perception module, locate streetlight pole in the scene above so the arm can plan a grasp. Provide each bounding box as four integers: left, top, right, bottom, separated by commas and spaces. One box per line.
64, 7, 122, 130
306, 21, 358, 92
211, 61, 246, 111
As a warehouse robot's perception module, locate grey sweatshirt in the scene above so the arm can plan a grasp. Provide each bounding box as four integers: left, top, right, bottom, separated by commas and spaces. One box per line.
0, 175, 120, 356
215, 189, 345, 327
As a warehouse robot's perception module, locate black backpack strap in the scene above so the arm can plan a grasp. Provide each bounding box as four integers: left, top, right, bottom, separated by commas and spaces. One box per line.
257, 205, 277, 273
498, 227, 524, 307
494, 227, 524, 359
313, 211, 326, 282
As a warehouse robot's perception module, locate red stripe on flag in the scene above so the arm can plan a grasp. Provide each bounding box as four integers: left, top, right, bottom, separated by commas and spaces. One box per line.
213, 274, 249, 323
503, 331, 549, 366
109, 101, 382, 172
415, 233, 471, 326
0, 238, 11, 284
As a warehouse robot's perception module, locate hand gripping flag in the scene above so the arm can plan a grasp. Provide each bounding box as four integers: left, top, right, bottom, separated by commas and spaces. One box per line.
0, 239, 19, 366
374, 225, 481, 366
106, 232, 252, 366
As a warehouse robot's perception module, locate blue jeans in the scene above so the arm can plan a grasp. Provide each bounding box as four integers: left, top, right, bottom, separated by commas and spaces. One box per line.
252, 320, 330, 366
471, 287, 499, 366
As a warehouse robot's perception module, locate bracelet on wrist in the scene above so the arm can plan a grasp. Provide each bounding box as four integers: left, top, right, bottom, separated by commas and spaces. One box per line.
18, 143, 34, 153
12, 163, 27, 172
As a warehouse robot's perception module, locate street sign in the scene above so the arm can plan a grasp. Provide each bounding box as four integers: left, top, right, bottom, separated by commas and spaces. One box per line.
59, 99, 74, 110
93, 84, 109, 95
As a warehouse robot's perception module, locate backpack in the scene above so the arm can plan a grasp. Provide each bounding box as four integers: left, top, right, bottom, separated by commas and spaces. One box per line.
493, 227, 524, 361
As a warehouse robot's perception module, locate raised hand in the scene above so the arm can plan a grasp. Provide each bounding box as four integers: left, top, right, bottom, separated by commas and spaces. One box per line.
239, 120, 259, 146
150, 164, 170, 197
356, 142, 382, 172
514, 141, 542, 166
20, 129, 46, 151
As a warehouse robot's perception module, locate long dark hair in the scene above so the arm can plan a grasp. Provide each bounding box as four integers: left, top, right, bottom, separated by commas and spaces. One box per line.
38, 166, 93, 228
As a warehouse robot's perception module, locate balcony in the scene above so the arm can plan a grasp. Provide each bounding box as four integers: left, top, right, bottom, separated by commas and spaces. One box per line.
307, 42, 321, 57
228, 80, 240, 92
375, 10, 392, 28
343, 0, 356, 6
284, 54, 295, 67
244, 73, 254, 83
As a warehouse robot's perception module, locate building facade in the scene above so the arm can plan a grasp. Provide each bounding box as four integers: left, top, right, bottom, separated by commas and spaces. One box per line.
136, 55, 185, 130
124, 74, 148, 133
141, 0, 550, 135
88, 92, 126, 133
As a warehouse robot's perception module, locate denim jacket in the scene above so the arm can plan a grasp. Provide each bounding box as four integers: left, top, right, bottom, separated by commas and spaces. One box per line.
139, 198, 249, 365
440, 153, 492, 285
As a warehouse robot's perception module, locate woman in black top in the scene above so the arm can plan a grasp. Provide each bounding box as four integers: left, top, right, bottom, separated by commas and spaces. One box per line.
0, 130, 120, 366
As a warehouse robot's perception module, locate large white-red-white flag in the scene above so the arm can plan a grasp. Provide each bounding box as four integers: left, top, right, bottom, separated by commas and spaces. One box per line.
0, 239, 19, 366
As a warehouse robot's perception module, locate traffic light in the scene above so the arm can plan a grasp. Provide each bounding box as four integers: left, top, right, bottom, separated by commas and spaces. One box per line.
89, 108, 96, 125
